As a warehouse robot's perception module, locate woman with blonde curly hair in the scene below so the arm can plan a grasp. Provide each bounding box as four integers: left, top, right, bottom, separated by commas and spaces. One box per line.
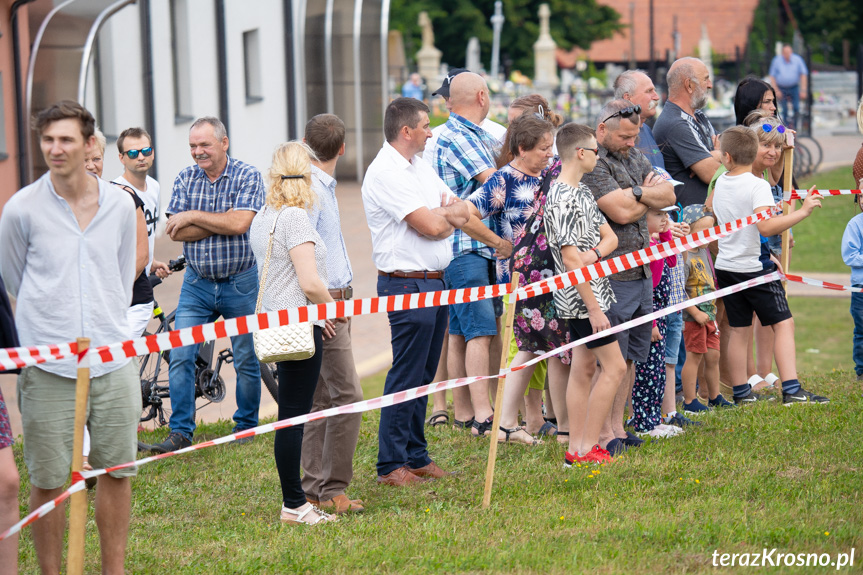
250, 141, 338, 526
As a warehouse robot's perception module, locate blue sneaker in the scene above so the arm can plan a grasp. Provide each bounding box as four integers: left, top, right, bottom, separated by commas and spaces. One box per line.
708, 394, 735, 408
665, 412, 702, 427
683, 399, 710, 415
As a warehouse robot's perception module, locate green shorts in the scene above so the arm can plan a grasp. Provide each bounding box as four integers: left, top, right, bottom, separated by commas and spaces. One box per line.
507, 329, 547, 393
18, 361, 141, 489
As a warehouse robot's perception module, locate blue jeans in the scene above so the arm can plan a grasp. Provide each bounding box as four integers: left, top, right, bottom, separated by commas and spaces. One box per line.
168, 265, 261, 439
852, 290, 863, 376
778, 84, 800, 129
376, 275, 447, 476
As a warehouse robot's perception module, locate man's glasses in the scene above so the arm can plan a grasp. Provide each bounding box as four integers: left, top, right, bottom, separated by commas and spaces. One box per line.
124, 147, 154, 159
600, 105, 641, 125
760, 124, 786, 134
577, 146, 599, 155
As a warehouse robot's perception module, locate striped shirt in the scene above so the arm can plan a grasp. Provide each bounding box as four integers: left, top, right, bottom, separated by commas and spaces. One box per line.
430, 113, 499, 260
166, 156, 264, 279
308, 165, 353, 289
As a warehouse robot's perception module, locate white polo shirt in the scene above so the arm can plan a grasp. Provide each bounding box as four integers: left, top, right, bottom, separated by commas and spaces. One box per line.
362, 142, 457, 272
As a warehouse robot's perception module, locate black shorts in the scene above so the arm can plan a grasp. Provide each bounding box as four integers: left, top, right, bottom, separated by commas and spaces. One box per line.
715, 267, 792, 328
567, 318, 618, 350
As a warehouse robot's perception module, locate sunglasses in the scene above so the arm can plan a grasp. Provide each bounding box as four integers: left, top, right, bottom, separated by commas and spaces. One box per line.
123, 147, 153, 159
760, 124, 785, 134
601, 105, 641, 125
533, 104, 546, 121
577, 146, 599, 155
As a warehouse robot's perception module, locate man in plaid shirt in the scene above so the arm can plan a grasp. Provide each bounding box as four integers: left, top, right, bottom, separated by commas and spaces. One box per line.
429, 72, 510, 435
152, 116, 264, 453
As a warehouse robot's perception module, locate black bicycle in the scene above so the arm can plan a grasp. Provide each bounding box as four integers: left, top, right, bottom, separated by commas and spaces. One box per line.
138, 255, 279, 427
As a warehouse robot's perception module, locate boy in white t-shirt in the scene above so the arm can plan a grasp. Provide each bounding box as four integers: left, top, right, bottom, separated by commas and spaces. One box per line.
712, 125, 828, 405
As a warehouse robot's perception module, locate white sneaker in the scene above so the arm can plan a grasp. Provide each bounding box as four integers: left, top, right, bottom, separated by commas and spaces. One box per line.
637, 425, 675, 439
656, 423, 685, 436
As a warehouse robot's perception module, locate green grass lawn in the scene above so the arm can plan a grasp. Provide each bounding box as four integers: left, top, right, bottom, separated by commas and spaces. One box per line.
790, 166, 858, 273
9, 166, 862, 573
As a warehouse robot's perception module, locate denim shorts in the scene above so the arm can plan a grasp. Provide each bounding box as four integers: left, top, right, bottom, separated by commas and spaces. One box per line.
664, 311, 684, 365
446, 253, 500, 341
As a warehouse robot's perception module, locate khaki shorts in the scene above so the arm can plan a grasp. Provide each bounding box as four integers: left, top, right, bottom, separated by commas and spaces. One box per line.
18, 361, 141, 489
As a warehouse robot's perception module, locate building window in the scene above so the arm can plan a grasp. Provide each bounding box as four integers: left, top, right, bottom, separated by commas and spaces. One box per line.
170, 0, 193, 122
243, 29, 263, 104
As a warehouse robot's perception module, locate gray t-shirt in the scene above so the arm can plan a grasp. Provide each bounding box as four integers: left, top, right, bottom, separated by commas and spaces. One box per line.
653, 100, 717, 207
250, 205, 328, 328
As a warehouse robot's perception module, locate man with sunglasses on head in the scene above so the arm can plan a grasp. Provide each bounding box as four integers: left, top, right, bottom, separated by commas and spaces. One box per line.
113, 127, 170, 337
653, 57, 721, 207
150, 116, 264, 453
581, 99, 676, 455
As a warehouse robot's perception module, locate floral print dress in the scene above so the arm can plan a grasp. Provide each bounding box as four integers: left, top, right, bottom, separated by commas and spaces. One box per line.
508, 159, 572, 364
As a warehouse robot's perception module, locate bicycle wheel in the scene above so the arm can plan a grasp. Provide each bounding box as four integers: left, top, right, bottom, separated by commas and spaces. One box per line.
259, 360, 279, 401
139, 331, 172, 426
798, 136, 822, 174
793, 141, 813, 180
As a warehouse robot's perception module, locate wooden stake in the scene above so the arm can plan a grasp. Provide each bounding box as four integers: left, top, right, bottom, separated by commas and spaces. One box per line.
780, 148, 795, 291
66, 337, 90, 575
482, 273, 520, 509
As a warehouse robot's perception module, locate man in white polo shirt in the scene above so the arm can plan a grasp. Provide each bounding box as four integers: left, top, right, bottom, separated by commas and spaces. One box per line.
362, 97, 470, 487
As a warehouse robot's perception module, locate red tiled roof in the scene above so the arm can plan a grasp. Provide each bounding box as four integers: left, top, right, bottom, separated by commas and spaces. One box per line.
557, 0, 759, 67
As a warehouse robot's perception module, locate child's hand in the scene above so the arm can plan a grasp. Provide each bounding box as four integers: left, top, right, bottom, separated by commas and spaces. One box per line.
693, 309, 709, 326
801, 186, 822, 215
651, 326, 661, 342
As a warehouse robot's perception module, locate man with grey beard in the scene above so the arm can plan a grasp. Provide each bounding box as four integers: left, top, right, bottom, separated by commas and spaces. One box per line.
653, 57, 720, 207
614, 70, 664, 170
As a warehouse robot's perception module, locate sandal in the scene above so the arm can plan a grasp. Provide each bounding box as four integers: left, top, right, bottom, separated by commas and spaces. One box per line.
471, 416, 495, 437
426, 410, 449, 427
280, 503, 338, 525
555, 430, 569, 444
498, 425, 541, 445
453, 417, 475, 431
537, 421, 558, 438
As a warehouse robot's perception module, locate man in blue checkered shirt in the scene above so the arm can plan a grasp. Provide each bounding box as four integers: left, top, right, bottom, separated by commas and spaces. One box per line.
430, 72, 510, 435
152, 117, 264, 453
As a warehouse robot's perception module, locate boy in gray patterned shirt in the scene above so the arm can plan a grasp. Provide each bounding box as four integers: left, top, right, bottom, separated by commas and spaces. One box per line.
545, 123, 627, 466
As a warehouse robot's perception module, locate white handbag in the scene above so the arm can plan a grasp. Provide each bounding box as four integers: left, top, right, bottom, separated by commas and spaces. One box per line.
253, 209, 315, 363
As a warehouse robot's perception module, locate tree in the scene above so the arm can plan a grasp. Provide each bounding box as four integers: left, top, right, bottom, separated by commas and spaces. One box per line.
389, 0, 623, 77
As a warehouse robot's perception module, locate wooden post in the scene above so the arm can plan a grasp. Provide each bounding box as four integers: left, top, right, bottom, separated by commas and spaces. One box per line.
780, 148, 795, 290
482, 273, 520, 509
66, 337, 90, 575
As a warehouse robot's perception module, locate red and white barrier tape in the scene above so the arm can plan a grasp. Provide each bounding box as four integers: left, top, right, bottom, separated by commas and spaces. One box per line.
0, 208, 774, 372
784, 273, 863, 293
0, 270, 783, 542
783, 189, 861, 202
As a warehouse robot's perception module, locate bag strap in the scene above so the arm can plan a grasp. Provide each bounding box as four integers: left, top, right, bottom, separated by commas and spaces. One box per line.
254, 208, 283, 315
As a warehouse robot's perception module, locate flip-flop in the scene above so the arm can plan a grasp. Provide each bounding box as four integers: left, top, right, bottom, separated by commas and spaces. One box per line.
498, 425, 541, 445
425, 410, 449, 427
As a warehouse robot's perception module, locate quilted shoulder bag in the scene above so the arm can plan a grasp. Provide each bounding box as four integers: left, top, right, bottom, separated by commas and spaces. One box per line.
253, 209, 315, 362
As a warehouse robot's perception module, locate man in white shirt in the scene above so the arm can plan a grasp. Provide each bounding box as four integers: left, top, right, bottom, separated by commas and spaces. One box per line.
0, 100, 139, 575
362, 97, 470, 487
113, 127, 170, 336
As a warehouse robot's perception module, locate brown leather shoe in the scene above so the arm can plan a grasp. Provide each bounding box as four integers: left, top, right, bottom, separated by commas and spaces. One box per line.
306, 497, 321, 506
319, 494, 365, 514
407, 461, 452, 479
376, 466, 427, 486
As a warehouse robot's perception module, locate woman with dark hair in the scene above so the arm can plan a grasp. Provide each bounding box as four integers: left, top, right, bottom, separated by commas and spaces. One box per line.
734, 77, 777, 126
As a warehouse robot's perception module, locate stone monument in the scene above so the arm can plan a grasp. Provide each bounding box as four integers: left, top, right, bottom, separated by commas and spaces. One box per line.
698, 23, 713, 82
466, 37, 481, 73
416, 12, 442, 87
533, 4, 559, 94
490, 1, 505, 79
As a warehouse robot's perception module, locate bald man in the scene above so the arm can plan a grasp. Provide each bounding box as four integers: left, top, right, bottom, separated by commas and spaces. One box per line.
653, 57, 720, 207
429, 72, 510, 434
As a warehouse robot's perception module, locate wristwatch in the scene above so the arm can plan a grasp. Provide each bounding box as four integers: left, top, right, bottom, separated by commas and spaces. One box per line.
592, 247, 602, 261
632, 185, 643, 202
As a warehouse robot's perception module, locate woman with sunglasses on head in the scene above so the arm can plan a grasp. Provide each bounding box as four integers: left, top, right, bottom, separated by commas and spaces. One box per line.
249, 141, 339, 526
